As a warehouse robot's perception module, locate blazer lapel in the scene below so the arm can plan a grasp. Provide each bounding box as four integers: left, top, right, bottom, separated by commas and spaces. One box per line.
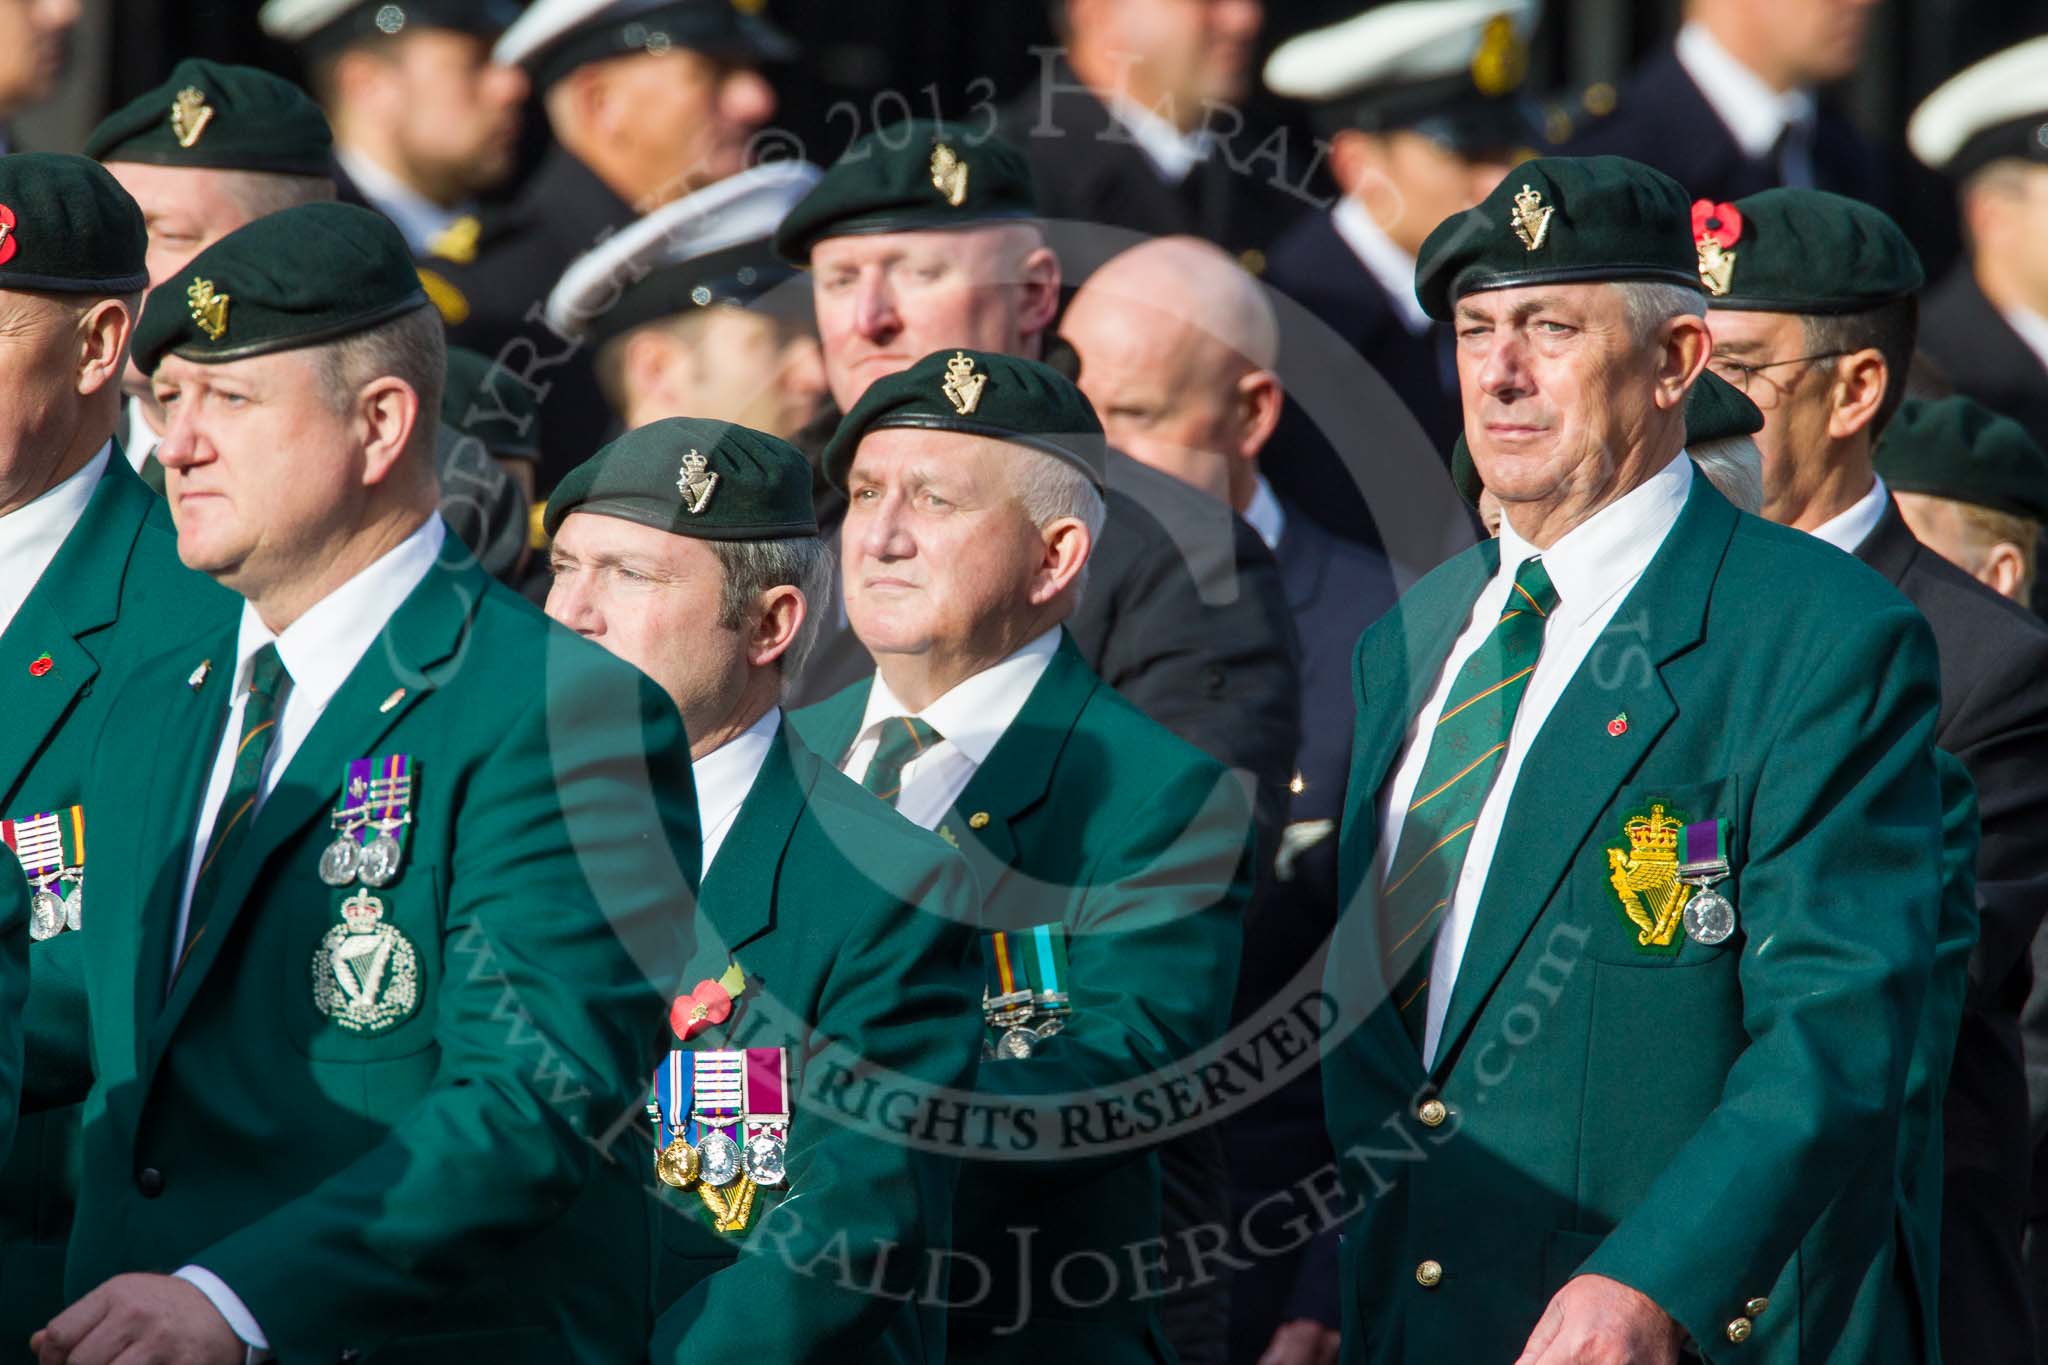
1430, 479, 1737, 1075
699, 725, 814, 961
950, 633, 1098, 891
0, 461, 151, 803
147, 559, 484, 1056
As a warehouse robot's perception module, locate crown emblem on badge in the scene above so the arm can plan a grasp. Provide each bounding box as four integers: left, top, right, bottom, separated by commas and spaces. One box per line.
677, 449, 719, 514
930, 142, 970, 208
1470, 14, 1528, 97
187, 278, 229, 341
170, 86, 214, 149
1691, 200, 1743, 297
941, 351, 987, 415
1510, 183, 1553, 251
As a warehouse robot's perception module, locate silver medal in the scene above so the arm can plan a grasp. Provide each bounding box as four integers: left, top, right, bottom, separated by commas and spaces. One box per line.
62, 883, 81, 933
28, 889, 63, 941
357, 833, 402, 887
697, 1130, 741, 1187
743, 1131, 787, 1187
996, 1027, 1036, 1060
319, 836, 361, 887
1683, 887, 1736, 946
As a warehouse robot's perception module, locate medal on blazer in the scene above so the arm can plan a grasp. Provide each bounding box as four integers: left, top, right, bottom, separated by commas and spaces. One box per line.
3, 807, 84, 940
321, 756, 415, 888
651, 1050, 700, 1188
311, 890, 421, 1033
1677, 818, 1737, 946
742, 1048, 789, 1187
982, 922, 1071, 1059
692, 1050, 756, 1232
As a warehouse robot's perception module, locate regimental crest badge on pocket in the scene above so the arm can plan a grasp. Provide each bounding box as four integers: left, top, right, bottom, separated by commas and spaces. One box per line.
311, 890, 421, 1033
1605, 803, 1739, 955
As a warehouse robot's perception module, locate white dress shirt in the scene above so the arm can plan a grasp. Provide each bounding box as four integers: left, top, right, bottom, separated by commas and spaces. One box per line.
837, 628, 1061, 831
0, 442, 108, 635
1242, 474, 1286, 553
1379, 454, 1694, 1066
694, 708, 780, 878
123, 400, 163, 477
169, 516, 445, 1354
1675, 22, 1817, 175
335, 148, 473, 258
1331, 196, 1432, 336
2001, 302, 2048, 380
1106, 94, 1214, 186
1806, 474, 1890, 555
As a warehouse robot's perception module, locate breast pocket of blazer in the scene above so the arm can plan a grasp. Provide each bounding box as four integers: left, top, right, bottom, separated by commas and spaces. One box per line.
1576, 776, 1745, 969
287, 862, 444, 1065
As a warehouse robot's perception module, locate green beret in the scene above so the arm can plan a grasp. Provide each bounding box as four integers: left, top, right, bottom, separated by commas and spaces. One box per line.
824, 347, 1105, 492
132, 201, 428, 373
1696, 189, 1923, 313
443, 346, 539, 462
773, 121, 1037, 265
1449, 369, 1761, 508
0, 153, 148, 295
544, 417, 817, 541
86, 59, 332, 177
1415, 154, 1698, 321
1876, 395, 2048, 523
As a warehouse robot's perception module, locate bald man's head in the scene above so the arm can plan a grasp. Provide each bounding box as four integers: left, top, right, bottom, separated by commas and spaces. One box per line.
1063, 236, 1283, 511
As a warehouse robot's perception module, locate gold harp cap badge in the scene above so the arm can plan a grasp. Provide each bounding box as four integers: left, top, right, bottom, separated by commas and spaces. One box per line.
170, 86, 215, 149
186, 278, 229, 341
1510, 183, 1553, 251
940, 351, 987, 415
677, 449, 719, 514
930, 143, 970, 208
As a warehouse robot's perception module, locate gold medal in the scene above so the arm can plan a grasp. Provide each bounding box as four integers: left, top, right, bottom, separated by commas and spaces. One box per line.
656, 1136, 700, 1189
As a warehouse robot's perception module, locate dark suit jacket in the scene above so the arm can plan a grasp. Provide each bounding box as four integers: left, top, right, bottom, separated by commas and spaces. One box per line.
422, 147, 635, 492
1921, 266, 2048, 460
1564, 44, 1885, 208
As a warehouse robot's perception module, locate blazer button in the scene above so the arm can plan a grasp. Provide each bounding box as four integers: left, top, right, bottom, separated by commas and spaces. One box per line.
1746, 1297, 1769, 1317
1415, 1259, 1443, 1288
1417, 1098, 1448, 1127
1727, 1317, 1753, 1343
136, 1168, 164, 1197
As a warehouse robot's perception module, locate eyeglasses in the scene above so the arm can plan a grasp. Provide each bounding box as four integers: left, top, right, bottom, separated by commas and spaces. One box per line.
1706, 351, 1847, 400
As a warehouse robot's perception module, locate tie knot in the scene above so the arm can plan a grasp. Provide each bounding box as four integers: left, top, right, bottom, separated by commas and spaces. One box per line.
1504, 556, 1558, 622
247, 642, 289, 700
875, 714, 941, 759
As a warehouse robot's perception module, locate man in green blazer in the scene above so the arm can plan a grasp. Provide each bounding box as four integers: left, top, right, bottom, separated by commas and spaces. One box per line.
35, 202, 700, 1364
540, 416, 985, 1362
1326, 157, 1949, 1364
792, 349, 1255, 1362
0, 153, 235, 1357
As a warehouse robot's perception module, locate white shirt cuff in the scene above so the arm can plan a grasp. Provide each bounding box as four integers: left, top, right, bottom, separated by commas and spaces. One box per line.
172, 1265, 272, 1362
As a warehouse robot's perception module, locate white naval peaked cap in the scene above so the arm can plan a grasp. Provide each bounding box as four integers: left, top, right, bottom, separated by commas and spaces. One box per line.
1907, 35, 2048, 175
1265, 0, 1539, 104
544, 159, 821, 341
258, 0, 522, 45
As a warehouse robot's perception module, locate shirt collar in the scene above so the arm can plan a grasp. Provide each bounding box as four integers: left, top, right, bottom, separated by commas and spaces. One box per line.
692, 708, 781, 843
1243, 474, 1285, 552
1106, 94, 1214, 185
1331, 196, 1431, 335
1495, 453, 1694, 621
2000, 303, 2048, 378
335, 148, 472, 257
857, 627, 1062, 767
1806, 474, 1890, 554
1675, 22, 1817, 160
231, 516, 447, 710
124, 399, 162, 474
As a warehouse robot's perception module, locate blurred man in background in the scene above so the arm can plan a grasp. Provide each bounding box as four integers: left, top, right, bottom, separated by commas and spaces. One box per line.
1000, 0, 1277, 266
429, 0, 794, 491
258, 0, 529, 259
1567, 0, 1884, 206
0, 0, 79, 154
1066, 234, 1398, 1365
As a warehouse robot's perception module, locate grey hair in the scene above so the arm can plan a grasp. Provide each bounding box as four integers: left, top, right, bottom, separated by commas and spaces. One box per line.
1615, 281, 1708, 345
710, 534, 834, 679
1008, 445, 1107, 606
317, 305, 448, 457
1689, 434, 1764, 514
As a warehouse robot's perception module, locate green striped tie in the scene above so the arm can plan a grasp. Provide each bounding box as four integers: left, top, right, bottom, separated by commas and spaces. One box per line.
178, 643, 290, 978
860, 716, 940, 808
1382, 557, 1558, 1045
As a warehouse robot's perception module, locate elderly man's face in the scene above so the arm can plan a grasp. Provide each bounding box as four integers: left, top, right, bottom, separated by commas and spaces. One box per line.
1455, 282, 1685, 525
1064, 295, 1242, 505
0, 0, 78, 112
0, 290, 85, 478
545, 510, 748, 735
370, 30, 528, 201
842, 427, 1058, 662
152, 349, 371, 596
811, 226, 1047, 412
